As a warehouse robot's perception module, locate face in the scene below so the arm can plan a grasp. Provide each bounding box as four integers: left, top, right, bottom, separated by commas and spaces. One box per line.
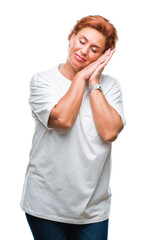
68, 27, 106, 72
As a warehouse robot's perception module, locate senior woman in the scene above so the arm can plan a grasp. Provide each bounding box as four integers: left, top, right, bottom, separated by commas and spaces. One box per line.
20, 15, 125, 240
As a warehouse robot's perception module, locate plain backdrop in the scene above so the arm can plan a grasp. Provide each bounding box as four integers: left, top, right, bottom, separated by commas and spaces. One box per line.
0, 0, 146, 239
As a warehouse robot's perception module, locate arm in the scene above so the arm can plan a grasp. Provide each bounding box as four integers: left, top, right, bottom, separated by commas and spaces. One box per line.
89, 89, 123, 142
88, 49, 124, 142
48, 72, 85, 129
48, 51, 111, 129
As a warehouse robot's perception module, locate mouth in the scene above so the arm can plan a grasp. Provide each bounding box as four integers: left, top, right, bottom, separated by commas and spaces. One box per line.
74, 53, 86, 62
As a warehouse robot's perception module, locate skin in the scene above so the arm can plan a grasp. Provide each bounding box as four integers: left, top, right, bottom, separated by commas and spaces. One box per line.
48, 27, 123, 142
60, 27, 107, 80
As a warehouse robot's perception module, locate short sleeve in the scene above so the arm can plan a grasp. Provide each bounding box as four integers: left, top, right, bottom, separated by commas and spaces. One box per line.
104, 79, 126, 127
29, 73, 60, 128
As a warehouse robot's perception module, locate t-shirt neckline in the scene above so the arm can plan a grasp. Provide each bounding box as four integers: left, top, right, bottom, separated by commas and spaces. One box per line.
56, 64, 72, 84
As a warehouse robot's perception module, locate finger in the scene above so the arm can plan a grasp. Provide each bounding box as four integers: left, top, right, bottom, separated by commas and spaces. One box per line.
96, 50, 115, 72
89, 49, 116, 80
101, 49, 115, 65
95, 48, 112, 65
108, 49, 116, 59
86, 48, 112, 70
83, 49, 115, 79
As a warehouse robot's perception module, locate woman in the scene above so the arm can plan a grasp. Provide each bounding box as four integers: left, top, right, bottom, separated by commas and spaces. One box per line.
20, 15, 125, 240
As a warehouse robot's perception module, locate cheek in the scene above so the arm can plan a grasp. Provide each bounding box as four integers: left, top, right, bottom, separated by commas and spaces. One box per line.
68, 41, 79, 59
70, 39, 82, 53
89, 50, 103, 62
88, 54, 99, 63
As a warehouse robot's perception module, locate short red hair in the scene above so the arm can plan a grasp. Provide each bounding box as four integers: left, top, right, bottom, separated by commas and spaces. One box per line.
68, 15, 118, 51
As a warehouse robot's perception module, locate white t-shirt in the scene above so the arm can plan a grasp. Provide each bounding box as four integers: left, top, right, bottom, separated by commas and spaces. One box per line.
20, 64, 126, 224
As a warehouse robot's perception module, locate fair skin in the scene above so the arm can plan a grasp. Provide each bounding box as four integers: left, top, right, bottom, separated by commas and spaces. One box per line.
48, 27, 123, 142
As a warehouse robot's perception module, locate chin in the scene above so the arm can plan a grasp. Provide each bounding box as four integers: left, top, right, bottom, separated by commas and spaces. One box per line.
68, 56, 86, 72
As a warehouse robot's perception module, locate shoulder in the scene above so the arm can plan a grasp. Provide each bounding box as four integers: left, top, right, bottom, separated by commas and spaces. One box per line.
30, 65, 59, 86
100, 74, 122, 95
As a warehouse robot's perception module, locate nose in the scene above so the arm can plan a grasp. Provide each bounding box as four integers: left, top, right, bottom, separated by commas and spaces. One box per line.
80, 45, 89, 55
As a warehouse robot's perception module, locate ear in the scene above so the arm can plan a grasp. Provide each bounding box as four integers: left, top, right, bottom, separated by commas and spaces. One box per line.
69, 33, 75, 45
70, 33, 75, 40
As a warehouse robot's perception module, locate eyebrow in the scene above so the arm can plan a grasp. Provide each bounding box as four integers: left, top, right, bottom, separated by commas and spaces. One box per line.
80, 35, 101, 49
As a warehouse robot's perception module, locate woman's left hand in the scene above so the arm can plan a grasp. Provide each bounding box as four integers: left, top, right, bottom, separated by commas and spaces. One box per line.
88, 49, 115, 86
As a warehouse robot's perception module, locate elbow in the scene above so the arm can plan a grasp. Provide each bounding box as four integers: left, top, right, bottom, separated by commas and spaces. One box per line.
101, 122, 124, 143
49, 106, 73, 129
103, 131, 118, 143
58, 114, 75, 129
105, 134, 118, 143
57, 117, 73, 129
61, 120, 72, 129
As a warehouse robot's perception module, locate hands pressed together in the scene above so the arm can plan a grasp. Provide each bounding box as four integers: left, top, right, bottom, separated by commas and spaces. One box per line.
78, 48, 116, 87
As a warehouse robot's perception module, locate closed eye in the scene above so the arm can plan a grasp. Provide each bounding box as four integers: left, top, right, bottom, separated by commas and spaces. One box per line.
79, 39, 85, 44
79, 37, 98, 53
91, 48, 97, 53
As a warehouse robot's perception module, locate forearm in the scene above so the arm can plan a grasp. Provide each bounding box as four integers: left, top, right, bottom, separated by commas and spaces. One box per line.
90, 89, 123, 142
48, 73, 85, 129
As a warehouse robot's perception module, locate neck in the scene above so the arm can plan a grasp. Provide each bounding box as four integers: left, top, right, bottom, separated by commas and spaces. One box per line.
59, 59, 77, 81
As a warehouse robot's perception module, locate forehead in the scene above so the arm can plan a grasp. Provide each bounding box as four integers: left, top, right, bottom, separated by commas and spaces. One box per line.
76, 27, 106, 46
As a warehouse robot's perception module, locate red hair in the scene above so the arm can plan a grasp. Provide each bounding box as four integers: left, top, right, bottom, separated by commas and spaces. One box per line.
68, 15, 118, 51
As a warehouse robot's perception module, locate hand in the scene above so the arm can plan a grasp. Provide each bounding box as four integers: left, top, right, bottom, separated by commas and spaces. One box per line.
88, 49, 115, 86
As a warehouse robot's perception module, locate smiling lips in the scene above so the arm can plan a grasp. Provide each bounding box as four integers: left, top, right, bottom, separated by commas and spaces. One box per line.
74, 53, 86, 62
